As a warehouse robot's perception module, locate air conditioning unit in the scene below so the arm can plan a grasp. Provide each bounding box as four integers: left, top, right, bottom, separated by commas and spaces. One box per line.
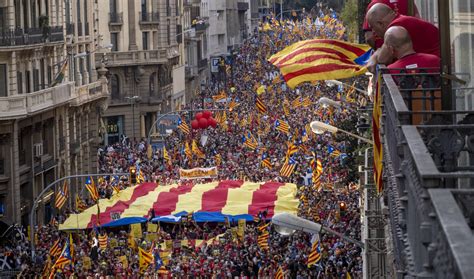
34, 143, 43, 158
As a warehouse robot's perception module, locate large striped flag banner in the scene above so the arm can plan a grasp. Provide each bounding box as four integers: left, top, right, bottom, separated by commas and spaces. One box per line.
269, 39, 371, 88
373, 71, 383, 194
85, 176, 99, 201
307, 235, 322, 268
59, 181, 298, 230
54, 180, 69, 209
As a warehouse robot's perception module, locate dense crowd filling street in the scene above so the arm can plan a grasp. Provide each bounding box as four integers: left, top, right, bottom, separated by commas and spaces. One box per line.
1, 7, 369, 279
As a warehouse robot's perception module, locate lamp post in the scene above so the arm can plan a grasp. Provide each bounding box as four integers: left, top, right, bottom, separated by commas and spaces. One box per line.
310, 120, 374, 145
272, 213, 365, 249
326, 80, 368, 95
125, 96, 140, 141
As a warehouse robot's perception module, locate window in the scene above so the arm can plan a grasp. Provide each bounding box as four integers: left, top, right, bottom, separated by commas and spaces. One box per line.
217, 10, 224, 21
40, 59, 45, 90
218, 34, 224, 45
142, 32, 149, 50
176, 23, 182, 44
15, 0, 21, 28
110, 74, 120, 99
111, 33, 118, 51
47, 66, 52, 86
0, 8, 6, 32
141, 0, 147, 14
17, 71, 23, 94
0, 65, 7, 97
175, 0, 179, 16
25, 70, 30, 93
33, 68, 39, 92
166, 0, 170, 16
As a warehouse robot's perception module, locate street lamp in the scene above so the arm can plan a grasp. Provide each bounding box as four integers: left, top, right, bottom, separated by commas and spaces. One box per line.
272, 213, 365, 249
125, 96, 140, 140
318, 97, 342, 109
326, 80, 368, 95
310, 120, 374, 145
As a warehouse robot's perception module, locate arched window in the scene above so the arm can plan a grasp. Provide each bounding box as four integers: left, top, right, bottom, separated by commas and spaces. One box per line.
149, 72, 157, 96
110, 74, 120, 99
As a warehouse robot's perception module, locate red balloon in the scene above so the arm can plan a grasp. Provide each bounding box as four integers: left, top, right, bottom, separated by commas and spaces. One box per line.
203, 110, 212, 119
195, 112, 204, 120
198, 118, 208, 129
208, 117, 217, 128
191, 119, 199, 130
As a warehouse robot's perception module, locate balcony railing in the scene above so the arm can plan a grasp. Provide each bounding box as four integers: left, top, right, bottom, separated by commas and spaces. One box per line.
139, 12, 160, 24
72, 80, 108, 107
0, 82, 75, 119
109, 12, 123, 25
381, 69, 474, 278
0, 26, 64, 47
105, 49, 168, 67
66, 23, 74, 35
194, 22, 208, 32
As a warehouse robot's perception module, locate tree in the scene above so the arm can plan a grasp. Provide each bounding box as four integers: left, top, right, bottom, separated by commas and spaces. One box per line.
340, 0, 359, 42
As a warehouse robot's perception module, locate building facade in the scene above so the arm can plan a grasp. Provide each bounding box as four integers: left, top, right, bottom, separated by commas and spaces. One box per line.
0, 0, 109, 225
95, 0, 186, 144
183, 0, 209, 103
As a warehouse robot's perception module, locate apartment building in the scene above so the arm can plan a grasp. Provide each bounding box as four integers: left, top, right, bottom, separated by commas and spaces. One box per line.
183, 0, 208, 102
95, 0, 186, 144
0, 0, 109, 225
201, 0, 250, 57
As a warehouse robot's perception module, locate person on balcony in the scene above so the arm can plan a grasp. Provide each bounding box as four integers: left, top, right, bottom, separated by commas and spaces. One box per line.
365, 3, 440, 72
384, 26, 441, 123
362, 0, 420, 49
384, 26, 440, 72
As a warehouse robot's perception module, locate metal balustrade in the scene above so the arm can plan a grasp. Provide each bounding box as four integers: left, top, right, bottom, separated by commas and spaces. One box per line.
381, 69, 474, 278
0, 26, 64, 47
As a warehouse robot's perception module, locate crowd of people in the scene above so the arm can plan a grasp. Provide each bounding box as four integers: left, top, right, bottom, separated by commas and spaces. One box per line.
0, 5, 377, 279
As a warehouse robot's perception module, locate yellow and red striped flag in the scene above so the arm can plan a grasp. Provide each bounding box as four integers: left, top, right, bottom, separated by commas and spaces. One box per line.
85, 177, 99, 202
192, 140, 205, 158
212, 91, 227, 101
54, 180, 69, 209
275, 119, 290, 134
75, 194, 87, 212
49, 239, 62, 259
184, 142, 193, 160
256, 97, 267, 114
291, 97, 302, 108
302, 97, 312, 107
373, 71, 383, 194
275, 266, 284, 279
280, 157, 296, 177
257, 223, 270, 250
163, 147, 171, 165
269, 39, 370, 88
261, 153, 272, 169
98, 234, 108, 250
138, 246, 154, 273
307, 236, 322, 267
228, 99, 240, 111
177, 117, 190, 135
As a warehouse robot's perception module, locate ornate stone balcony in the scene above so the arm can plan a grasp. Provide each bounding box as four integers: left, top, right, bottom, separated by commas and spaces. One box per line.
105, 49, 169, 67
381, 68, 474, 278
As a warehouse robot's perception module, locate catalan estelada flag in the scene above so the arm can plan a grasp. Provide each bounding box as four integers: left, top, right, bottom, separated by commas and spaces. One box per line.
280, 157, 296, 177
261, 153, 272, 169
269, 39, 371, 88
307, 235, 322, 268
85, 177, 99, 202
177, 117, 190, 135
184, 142, 193, 160
55, 180, 69, 209
242, 132, 258, 150
98, 234, 108, 250
50, 240, 72, 276
275, 119, 290, 134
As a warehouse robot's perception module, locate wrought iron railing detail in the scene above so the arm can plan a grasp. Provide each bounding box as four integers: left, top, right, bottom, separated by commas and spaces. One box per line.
381, 68, 474, 278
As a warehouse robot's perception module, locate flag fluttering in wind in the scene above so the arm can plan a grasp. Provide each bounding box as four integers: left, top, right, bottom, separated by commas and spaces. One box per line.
373, 71, 383, 194
269, 39, 371, 88
261, 153, 272, 169
275, 119, 290, 134
257, 223, 270, 250
98, 234, 108, 250
55, 180, 69, 209
212, 91, 227, 102
75, 194, 87, 212
275, 266, 284, 279
85, 177, 99, 201
49, 240, 72, 276
49, 239, 62, 259
177, 117, 190, 135
139, 246, 154, 273
184, 142, 193, 160
280, 157, 296, 177
242, 131, 258, 150
256, 96, 268, 114
307, 235, 322, 267
192, 140, 205, 158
